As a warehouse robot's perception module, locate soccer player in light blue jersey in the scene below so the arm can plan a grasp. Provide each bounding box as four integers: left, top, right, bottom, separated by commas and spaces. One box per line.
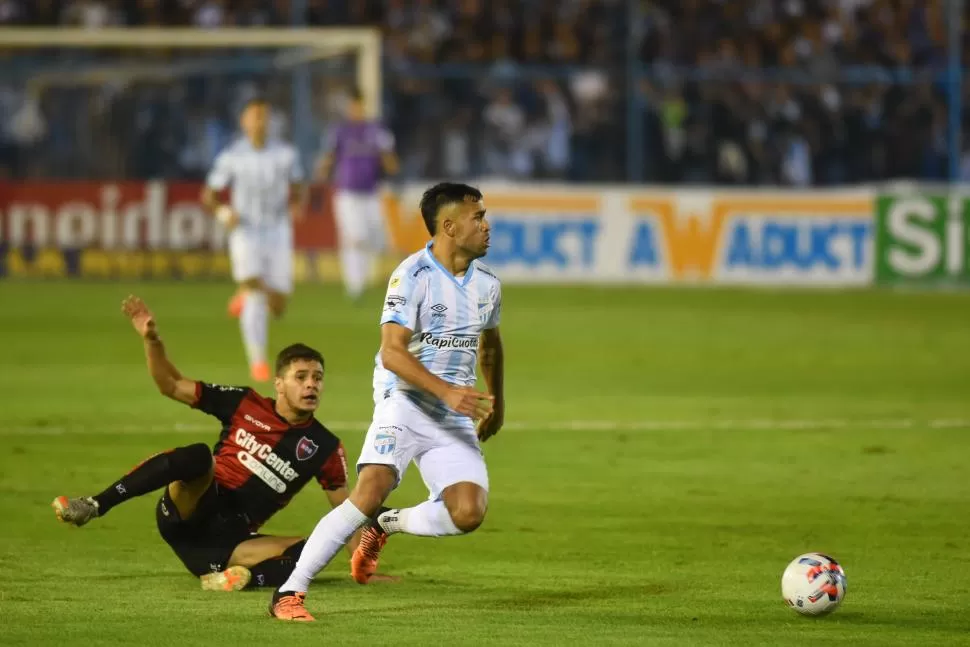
201, 98, 307, 382
269, 183, 504, 622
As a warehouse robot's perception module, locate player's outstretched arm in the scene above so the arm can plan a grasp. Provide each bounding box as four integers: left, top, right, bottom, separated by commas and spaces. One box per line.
380, 323, 493, 420
121, 295, 197, 406
289, 181, 309, 221
477, 327, 505, 442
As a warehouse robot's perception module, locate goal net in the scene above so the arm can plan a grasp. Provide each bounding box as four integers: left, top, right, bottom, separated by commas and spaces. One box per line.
0, 27, 400, 283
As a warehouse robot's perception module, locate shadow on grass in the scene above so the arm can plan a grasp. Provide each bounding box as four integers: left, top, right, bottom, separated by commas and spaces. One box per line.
318, 582, 672, 617
817, 610, 970, 633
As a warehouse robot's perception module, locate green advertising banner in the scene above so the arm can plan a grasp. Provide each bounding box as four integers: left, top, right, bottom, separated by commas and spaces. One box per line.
875, 194, 970, 286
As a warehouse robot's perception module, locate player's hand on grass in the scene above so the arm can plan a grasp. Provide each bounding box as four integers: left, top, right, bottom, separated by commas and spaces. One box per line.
121, 295, 158, 341
476, 399, 504, 443
444, 386, 493, 420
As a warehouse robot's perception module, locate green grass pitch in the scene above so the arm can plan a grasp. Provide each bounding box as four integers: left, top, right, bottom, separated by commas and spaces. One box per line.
0, 281, 969, 646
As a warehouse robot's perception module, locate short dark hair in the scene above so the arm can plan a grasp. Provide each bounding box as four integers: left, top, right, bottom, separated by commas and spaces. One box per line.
347, 86, 364, 102
274, 343, 324, 377
419, 182, 483, 235
242, 96, 269, 113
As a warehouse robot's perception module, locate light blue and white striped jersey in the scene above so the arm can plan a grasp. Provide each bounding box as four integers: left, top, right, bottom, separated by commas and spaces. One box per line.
206, 137, 304, 226
374, 241, 502, 420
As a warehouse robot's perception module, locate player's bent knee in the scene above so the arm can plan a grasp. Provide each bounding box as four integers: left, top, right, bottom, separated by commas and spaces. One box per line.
166, 445, 215, 519
268, 293, 288, 318
239, 278, 265, 292
450, 505, 486, 533
165, 443, 214, 487
229, 535, 304, 568
442, 483, 488, 533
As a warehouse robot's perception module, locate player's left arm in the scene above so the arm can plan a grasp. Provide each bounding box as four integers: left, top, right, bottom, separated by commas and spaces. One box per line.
477, 326, 505, 442
314, 152, 334, 182
314, 126, 340, 181
378, 127, 399, 177
477, 282, 504, 441
288, 147, 309, 221
202, 150, 238, 229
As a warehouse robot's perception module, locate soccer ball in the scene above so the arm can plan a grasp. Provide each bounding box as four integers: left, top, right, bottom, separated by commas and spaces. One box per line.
781, 553, 847, 616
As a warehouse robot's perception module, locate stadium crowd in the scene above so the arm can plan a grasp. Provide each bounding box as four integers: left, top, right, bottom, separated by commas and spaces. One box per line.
0, 0, 963, 184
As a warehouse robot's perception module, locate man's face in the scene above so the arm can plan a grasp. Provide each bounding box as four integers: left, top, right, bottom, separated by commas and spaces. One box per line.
240, 103, 269, 141
444, 198, 490, 259
275, 359, 323, 414
346, 97, 365, 121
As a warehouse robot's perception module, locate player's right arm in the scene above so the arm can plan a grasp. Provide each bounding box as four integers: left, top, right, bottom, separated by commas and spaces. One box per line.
201, 150, 238, 230
378, 273, 493, 420
314, 127, 339, 181
122, 295, 197, 405
377, 126, 399, 177
314, 152, 334, 181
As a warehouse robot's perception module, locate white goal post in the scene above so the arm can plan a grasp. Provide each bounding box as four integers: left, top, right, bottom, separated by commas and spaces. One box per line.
0, 27, 382, 117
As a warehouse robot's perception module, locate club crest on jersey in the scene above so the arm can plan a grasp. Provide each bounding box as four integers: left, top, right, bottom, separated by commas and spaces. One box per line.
374, 426, 397, 456
478, 297, 492, 324
385, 295, 407, 312
296, 436, 319, 461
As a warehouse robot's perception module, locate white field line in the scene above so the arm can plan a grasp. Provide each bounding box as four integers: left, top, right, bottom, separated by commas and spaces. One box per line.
1, 418, 968, 435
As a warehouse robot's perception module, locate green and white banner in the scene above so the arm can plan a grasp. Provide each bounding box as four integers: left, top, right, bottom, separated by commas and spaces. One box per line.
875, 194, 970, 287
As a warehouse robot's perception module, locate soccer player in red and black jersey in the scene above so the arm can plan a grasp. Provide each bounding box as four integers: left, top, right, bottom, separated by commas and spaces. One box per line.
52, 295, 362, 592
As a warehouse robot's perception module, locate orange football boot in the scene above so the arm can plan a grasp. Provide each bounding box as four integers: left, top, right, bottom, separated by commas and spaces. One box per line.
227, 292, 244, 318
351, 511, 390, 584
200, 565, 251, 592
269, 590, 315, 622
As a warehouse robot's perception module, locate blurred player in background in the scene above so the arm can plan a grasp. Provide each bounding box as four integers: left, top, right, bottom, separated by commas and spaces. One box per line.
53, 296, 362, 592
269, 182, 504, 622
316, 87, 400, 302
202, 98, 308, 382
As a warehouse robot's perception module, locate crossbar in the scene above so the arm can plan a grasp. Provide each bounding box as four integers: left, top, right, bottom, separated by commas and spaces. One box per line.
0, 27, 381, 116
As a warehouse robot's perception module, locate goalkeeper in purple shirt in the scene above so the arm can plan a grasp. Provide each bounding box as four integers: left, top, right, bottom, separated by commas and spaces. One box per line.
316, 88, 400, 301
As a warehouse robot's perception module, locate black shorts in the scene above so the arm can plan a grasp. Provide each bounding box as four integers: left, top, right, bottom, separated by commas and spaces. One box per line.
155, 482, 262, 576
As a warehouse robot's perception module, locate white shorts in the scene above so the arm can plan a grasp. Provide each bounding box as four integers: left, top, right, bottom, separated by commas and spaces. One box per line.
228, 222, 293, 294
357, 394, 489, 501
334, 190, 387, 252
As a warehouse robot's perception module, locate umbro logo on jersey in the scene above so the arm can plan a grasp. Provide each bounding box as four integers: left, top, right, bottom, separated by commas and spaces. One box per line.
430, 304, 447, 313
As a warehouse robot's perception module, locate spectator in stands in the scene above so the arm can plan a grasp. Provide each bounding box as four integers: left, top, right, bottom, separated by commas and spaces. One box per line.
5, 0, 961, 185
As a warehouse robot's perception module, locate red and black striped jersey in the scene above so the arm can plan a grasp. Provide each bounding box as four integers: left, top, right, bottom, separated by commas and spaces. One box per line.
191, 382, 347, 530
